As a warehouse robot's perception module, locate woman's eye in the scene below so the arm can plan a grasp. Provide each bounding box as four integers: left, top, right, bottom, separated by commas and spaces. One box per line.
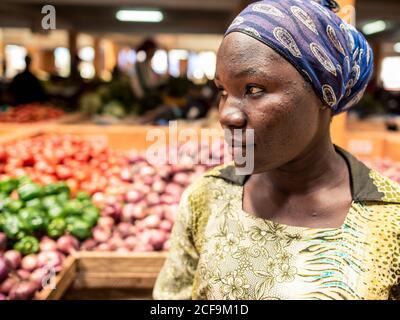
246, 86, 264, 95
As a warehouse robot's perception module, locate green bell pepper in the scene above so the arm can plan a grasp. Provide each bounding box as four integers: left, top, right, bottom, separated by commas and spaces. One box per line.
7, 200, 24, 213
3, 214, 24, 240
25, 198, 43, 210
47, 218, 67, 239
76, 191, 91, 202
56, 192, 70, 204
46, 205, 65, 220
14, 236, 39, 255
42, 195, 59, 210
63, 200, 83, 216
43, 182, 70, 196
0, 213, 6, 231
65, 216, 80, 232
19, 208, 47, 232
4, 199, 24, 213
0, 177, 18, 195
17, 176, 32, 186
69, 219, 92, 240
17, 183, 42, 201
82, 206, 100, 227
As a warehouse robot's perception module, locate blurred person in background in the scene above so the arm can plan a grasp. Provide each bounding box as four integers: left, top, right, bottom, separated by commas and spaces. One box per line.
8, 55, 46, 106
130, 38, 167, 113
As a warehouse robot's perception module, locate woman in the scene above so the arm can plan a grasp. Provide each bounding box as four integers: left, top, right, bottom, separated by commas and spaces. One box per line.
153, 0, 400, 300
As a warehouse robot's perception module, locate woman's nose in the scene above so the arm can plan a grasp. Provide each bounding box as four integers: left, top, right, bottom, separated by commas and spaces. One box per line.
219, 106, 247, 129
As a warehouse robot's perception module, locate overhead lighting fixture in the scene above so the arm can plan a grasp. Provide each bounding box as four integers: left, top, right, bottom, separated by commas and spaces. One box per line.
362, 20, 387, 35
116, 9, 164, 23
394, 42, 400, 53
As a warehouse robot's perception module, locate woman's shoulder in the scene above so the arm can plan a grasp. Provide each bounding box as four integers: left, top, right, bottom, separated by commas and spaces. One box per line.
359, 168, 400, 229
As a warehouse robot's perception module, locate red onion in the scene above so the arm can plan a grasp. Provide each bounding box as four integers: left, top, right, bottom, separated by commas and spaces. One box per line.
140, 166, 156, 176
163, 240, 171, 251
150, 230, 167, 250
17, 269, 31, 281
152, 179, 166, 194
97, 216, 115, 230
0, 232, 6, 252
0, 257, 8, 283
57, 235, 79, 254
146, 192, 160, 206
108, 237, 124, 250
125, 189, 142, 203
122, 203, 135, 222
30, 268, 49, 287
8, 280, 37, 300
80, 239, 97, 251
142, 175, 154, 186
0, 293, 6, 300
105, 195, 119, 206
0, 276, 17, 294
92, 192, 106, 208
173, 172, 190, 186
160, 220, 173, 232
149, 205, 164, 219
131, 204, 147, 220
21, 254, 38, 272
92, 227, 111, 243
37, 251, 64, 271
115, 247, 130, 253
39, 237, 58, 252
4, 250, 22, 270
120, 168, 132, 181
137, 230, 152, 244
124, 236, 137, 250
116, 222, 133, 238
143, 215, 161, 229
160, 194, 176, 205
95, 243, 111, 252
101, 205, 116, 217
134, 243, 153, 252
165, 183, 183, 198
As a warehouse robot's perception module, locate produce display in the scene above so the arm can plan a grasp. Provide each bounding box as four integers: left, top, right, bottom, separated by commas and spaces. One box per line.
0, 176, 99, 300
0, 104, 65, 123
0, 133, 227, 299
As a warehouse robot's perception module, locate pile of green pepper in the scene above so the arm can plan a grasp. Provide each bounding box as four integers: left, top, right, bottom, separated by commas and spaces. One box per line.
0, 177, 99, 255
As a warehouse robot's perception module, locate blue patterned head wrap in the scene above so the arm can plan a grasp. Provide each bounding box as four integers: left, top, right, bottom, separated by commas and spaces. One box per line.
225, 0, 374, 115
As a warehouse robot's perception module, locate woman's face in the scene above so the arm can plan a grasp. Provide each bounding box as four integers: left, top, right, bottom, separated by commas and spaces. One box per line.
215, 32, 331, 174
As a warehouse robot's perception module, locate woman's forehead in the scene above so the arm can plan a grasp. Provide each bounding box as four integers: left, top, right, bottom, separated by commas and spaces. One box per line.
216, 33, 292, 80
218, 33, 284, 67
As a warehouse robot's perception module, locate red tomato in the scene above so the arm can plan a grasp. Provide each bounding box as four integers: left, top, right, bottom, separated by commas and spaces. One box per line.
56, 165, 72, 179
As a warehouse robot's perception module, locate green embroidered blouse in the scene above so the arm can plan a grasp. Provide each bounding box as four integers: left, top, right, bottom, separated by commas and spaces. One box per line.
153, 147, 400, 300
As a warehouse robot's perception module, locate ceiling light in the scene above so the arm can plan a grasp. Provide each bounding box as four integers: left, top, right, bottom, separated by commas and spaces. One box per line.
362, 20, 386, 35
394, 42, 400, 53
116, 10, 164, 23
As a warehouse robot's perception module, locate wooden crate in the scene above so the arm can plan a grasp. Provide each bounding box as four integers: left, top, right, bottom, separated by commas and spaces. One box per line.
34, 252, 167, 300
35, 255, 77, 300
72, 252, 167, 290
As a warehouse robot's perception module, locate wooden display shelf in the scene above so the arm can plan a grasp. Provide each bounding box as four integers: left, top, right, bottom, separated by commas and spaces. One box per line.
73, 252, 167, 290
34, 252, 167, 300
0, 124, 223, 151
0, 112, 86, 129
